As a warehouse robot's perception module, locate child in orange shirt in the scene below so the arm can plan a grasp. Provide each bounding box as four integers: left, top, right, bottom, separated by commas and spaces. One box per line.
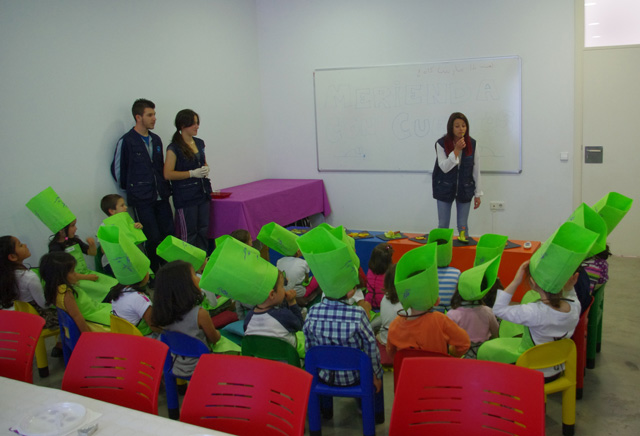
386, 242, 469, 359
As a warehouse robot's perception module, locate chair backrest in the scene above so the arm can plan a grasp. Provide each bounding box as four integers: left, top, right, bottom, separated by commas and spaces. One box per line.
110, 314, 143, 336
241, 335, 300, 367
305, 345, 373, 393
160, 330, 210, 377
516, 338, 577, 390
393, 348, 450, 391
62, 332, 168, 414
390, 357, 546, 435
13, 300, 39, 316
57, 308, 81, 366
0, 310, 45, 383
180, 354, 312, 436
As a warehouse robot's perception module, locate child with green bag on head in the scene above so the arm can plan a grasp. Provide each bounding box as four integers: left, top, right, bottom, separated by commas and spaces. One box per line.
478, 222, 599, 378
298, 227, 383, 394
387, 243, 470, 360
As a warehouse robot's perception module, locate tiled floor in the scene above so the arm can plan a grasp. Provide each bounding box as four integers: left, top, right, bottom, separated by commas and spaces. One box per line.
32, 255, 640, 435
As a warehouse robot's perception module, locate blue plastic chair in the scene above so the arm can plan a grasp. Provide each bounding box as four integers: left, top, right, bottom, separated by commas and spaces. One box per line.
160, 330, 210, 420
305, 345, 384, 436
57, 308, 81, 367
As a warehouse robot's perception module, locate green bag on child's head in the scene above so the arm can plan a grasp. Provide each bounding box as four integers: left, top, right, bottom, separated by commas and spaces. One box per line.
529, 222, 598, 294
592, 192, 633, 235
458, 255, 501, 301
567, 203, 608, 258
157, 235, 206, 272
427, 228, 453, 267
474, 233, 509, 266
316, 223, 358, 256
394, 242, 439, 312
103, 212, 147, 245
257, 222, 299, 256
297, 227, 359, 299
26, 187, 76, 234
200, 236, 278, 306
97, 225, 150, 286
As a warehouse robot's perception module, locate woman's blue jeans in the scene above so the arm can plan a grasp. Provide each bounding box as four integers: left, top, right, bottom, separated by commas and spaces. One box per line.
437, 199, 471, 234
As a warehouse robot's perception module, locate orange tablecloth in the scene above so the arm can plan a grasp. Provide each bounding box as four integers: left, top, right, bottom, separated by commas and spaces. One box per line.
388, 234, 541, 302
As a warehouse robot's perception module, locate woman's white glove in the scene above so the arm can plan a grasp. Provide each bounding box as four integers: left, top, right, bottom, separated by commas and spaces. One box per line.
189, 167, 208, 178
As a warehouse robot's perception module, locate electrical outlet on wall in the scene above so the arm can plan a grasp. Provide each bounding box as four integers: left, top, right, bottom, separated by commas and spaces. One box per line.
490, 201, 505, 211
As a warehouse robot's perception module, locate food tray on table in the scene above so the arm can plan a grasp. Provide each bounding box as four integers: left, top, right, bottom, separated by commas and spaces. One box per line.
377, 231, 408, 241
289, 228, 310, 236
211, 191, 232, 199
346, 231, 375, 240
409, 234, 429, 244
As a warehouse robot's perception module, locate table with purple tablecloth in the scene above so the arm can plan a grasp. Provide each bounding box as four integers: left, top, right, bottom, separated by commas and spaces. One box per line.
209, 179, 332, 239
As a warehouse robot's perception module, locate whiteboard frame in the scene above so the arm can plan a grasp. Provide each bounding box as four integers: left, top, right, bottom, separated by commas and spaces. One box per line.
313, 56, 522, 174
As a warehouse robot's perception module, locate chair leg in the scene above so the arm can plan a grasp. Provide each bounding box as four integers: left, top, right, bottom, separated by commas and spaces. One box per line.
561, 386, 576, 436
374, 383, 385, 424
164, 372, 179, 420
307, 393, 323, 435
362, 393, 376, 436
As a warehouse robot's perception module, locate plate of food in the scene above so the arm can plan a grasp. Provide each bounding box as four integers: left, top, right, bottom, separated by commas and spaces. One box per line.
377, 231, 407, 241
409, 234, 429, 244
346, 231, 374, 240
211, 191, 232, 199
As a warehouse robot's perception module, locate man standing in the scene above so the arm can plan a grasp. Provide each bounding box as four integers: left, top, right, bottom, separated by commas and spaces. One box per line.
112, 98, 173, 272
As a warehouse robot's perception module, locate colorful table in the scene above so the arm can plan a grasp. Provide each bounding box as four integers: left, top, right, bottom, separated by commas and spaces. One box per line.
209, 179, 331, 239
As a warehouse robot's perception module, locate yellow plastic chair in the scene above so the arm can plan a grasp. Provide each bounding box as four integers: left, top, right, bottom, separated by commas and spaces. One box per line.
13, 300, 60, 378
516, 338, 577, 436
109, 314, 144, 336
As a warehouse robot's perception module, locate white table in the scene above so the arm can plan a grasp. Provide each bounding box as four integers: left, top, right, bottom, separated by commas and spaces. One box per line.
0, 377, 229, 436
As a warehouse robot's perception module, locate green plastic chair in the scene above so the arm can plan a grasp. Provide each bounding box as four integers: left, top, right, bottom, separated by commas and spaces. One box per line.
241, 335, 301, 367
586, 283, 606, 369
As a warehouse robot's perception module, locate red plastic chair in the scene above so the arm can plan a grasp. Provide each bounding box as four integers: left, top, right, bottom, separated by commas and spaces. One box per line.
392, 348, 450, 392
390, 357, 545, 436
572, 296, 593, 399
61, 332, 168, 414
0, 310, 45, 383
180, 354, 312, 436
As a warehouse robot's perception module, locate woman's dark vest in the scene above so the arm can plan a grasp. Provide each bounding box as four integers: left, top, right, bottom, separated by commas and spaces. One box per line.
432, 137, 476, 203
170, 137, 212, 209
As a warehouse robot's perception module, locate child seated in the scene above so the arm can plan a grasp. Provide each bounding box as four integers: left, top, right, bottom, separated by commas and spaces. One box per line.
478, 222, 599, 378
40, 252, 111, 332
427, 229, 460, 312
446, 260, 501, 358
257, 222, 320, 307
229, 229, 255, 319
386, 242, 470, 360
376, 264, 402, 346
99, 194, 143, 276
200, 235, 304, 352
298, 227, 383, 393
583, 245, 610, 294
364, 243, 394, 310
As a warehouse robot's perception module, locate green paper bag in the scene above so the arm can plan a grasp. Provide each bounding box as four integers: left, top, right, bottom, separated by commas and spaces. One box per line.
297, 227, 359, 299
157, 236, 206, 272
26, 186, 76, 234
592, 192, 633, 235
103, 212, 147, 245
458, 255, 501, 301
257, 222, 299, 256
98, 225, 150, 285
200, 236, 278, 306
529, 222, 598, 294
316, 223, 358, 263
567, 203, 608, 258
394, 242, 439, 312
475, 233, 509, 266
427, 228, 454, 267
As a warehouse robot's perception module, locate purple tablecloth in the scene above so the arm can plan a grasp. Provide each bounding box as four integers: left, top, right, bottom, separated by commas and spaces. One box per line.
209, 179, 332, 239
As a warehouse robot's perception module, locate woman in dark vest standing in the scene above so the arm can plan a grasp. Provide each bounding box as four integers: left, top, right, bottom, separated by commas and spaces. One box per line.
432, 112, 482, 242
164, 109, 213, 252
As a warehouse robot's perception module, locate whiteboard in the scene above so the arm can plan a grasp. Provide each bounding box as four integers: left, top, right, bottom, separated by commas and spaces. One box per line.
313, 56, 522, 173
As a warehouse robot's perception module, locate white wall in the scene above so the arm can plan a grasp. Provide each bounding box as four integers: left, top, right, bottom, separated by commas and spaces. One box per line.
257, 0, 577, 241
0, 0, 265, 260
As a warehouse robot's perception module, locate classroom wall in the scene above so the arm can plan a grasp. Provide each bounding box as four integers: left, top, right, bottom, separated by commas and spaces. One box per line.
0, 0, 266, 259
256, 0, 577, 242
